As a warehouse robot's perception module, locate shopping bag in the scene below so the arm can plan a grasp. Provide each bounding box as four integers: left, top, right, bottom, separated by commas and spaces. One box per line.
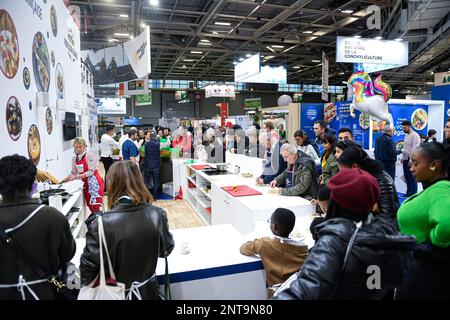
78, 216, 125, 300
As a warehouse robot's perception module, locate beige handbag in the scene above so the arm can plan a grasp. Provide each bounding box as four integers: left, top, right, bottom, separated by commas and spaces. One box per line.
78, 216, 125, 300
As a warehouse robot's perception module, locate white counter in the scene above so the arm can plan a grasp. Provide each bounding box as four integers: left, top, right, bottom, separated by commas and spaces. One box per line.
185, 157, 315, 234
72, 219, 314, 300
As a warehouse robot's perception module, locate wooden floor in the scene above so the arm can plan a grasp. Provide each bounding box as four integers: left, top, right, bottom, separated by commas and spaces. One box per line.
154, 200, 205, 229
99, 161, 204, 230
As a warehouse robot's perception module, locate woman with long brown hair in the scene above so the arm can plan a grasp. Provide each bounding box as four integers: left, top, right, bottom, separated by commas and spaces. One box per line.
319, 133, 339, 186
80, 160, 174, 300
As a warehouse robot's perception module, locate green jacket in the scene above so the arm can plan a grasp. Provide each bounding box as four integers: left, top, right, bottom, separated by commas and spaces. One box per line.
398, 179, 450, 247
274, 151, 318, 199
319, 152, 339, 186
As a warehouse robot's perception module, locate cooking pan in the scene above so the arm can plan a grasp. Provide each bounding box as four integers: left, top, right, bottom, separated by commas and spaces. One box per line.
215, 163, 230, 172
40, 188, 69, 204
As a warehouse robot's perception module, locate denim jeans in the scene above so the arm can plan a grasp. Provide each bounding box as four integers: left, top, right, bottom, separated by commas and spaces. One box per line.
144, 168, 160, 197
402, 159, 417, 196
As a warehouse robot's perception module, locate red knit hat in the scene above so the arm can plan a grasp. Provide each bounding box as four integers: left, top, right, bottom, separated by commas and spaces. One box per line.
328, 168, 380, 214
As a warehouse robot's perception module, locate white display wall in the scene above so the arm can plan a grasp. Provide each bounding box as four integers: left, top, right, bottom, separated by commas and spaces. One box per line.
0, 0, 82, 179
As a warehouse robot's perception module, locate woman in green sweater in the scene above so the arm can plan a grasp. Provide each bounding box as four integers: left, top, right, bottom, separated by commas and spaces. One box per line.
396, 142, 450, 299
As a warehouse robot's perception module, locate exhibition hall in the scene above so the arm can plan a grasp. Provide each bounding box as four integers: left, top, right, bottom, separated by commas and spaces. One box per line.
0, 0, 449, 303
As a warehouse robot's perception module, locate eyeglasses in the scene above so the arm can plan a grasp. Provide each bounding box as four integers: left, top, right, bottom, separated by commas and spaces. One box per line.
266, 218, 272, 224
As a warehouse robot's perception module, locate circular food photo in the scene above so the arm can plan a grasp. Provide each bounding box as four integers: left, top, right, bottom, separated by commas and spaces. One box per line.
396, 140, 404, 151
27, 125, 41, 166
0, 10, 20, 78
359, 113, 370, 130
45, 107, 52, 134
411, 108, 428, 131
324, 103, 337, 124
32, 32, 50, 92
23, 66, 30, 89
50, 50, 55, 67
50, 5, 57, 37
55, 63, 64, 99
6, 96, 22, 141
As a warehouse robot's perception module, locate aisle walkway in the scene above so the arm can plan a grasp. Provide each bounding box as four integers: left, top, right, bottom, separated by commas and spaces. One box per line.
99, 161, 204, 229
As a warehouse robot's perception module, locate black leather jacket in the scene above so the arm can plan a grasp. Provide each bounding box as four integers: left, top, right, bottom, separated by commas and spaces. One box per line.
80, 202, 175, 300
374, 170, 400, 228
274, 215, 416, 300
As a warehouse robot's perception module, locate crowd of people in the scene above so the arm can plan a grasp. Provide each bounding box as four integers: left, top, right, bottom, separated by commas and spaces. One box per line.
0, 117, 449, 300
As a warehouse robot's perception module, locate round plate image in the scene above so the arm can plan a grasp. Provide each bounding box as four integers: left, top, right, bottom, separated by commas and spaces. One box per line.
32, 32, 50, 92
50, 5, 57, 37
359, 113, 371, 130
411, 108, 428, 131
50, 50, 55, 67
27, 124, 41, 166
0, 10, 20, 78
23, 66, 30, 89
6, 96, 22, 141
55, 63, 64, 99
45, 107, 52, 134
396, 140, 404, 151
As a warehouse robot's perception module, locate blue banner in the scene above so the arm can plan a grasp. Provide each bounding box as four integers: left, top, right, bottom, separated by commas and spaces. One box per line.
334, 102, 370, 149
431, 86, 450, 125
373, 104, 428, 149
300, 103, 323, 141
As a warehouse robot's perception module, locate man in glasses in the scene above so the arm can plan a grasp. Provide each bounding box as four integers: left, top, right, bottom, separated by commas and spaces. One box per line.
338, 128, 353, 142
240, 208, 309, 298
374, 125, 400, 180
269, 144, 318, 199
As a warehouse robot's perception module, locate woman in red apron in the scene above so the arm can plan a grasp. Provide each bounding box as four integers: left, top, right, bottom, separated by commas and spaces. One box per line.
62, 137, 104, 213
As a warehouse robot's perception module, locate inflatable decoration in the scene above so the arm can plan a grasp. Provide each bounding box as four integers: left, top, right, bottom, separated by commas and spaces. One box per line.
346, 71, 393, 125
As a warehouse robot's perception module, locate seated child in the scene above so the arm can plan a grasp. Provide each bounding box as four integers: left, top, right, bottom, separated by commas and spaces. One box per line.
240, 208, 309, 297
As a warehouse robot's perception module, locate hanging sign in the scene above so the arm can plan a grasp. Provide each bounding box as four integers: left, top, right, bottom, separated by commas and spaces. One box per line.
322, 51, 329, 101
244, 98, 261, 110
205, 84, 235, 98
336, 36, 408, 66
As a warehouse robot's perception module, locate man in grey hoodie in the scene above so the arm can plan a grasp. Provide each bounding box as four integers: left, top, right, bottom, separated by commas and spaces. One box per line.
269, 144, 319, 199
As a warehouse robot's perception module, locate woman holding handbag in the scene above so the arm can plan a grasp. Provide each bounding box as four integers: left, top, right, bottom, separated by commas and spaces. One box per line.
80, 160, 174, 300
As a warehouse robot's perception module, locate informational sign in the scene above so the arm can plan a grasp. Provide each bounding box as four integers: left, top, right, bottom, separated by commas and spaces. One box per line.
372, 104, 429, 148
135, 92, 152, 106
336, 36, 408, 66
334, 102, 370, 149
244, 98, 261, 110
355, 62, 399, 73
241, 65, 287, 84
434, 71, 450, 86
175, 91, 188, 100
205, 85, 235, 98
124, 26, 151, 79
124, 117, 142, 126
322, 51, 329, 101
300, 103, 323, 141
234, 53, 261, 82
87, 95, 99, 154
431, 86, 450, 124
96, 98, 127, 114
119, 78, 148, 96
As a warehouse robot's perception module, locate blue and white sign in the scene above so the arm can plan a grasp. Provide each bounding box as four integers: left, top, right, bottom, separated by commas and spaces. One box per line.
300, 103, 323, 140
96, 98, 127, 114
